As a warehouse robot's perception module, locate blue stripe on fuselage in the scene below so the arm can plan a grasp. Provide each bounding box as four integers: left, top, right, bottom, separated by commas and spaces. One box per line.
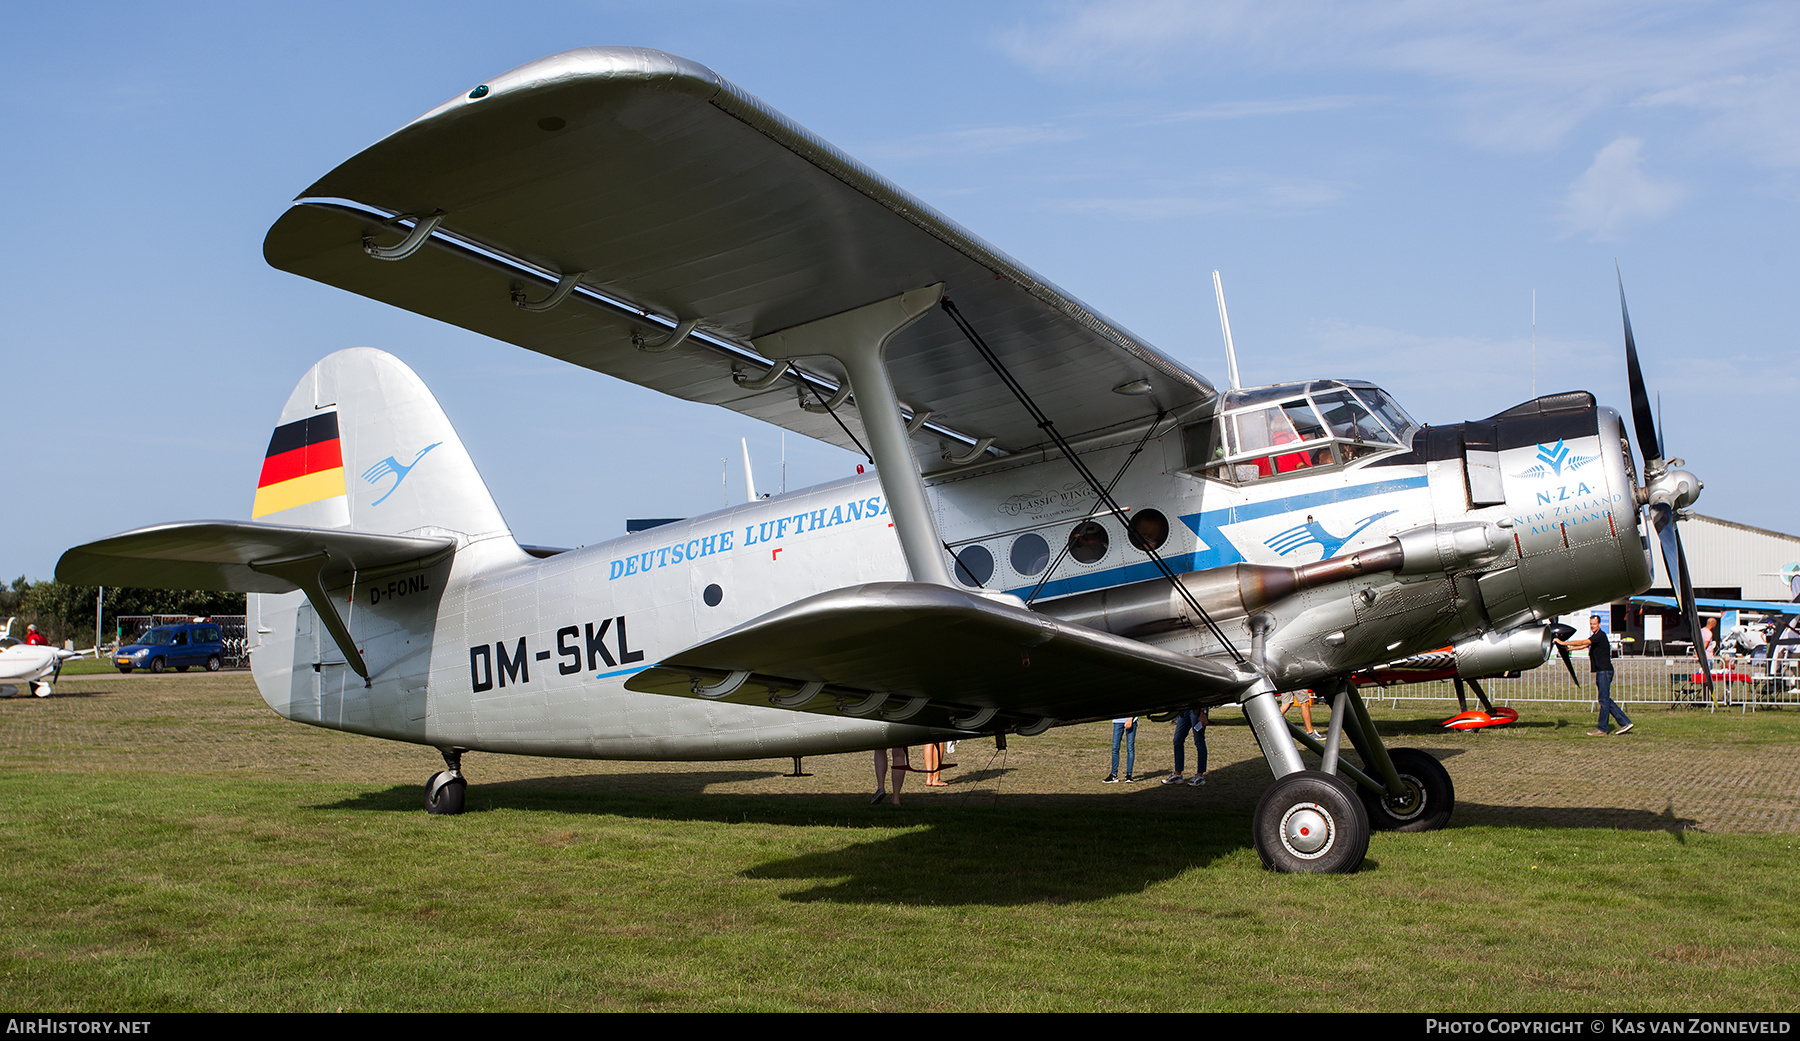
1004, 475, 1429, 600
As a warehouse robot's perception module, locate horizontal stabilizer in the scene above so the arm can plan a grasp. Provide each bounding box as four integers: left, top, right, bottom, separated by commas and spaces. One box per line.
625, 582, 1251, 733
58, 521, 457, 682
57, 521, 455, 593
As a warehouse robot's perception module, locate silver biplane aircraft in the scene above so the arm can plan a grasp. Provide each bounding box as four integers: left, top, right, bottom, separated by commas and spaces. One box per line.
57, 48, 1709, 872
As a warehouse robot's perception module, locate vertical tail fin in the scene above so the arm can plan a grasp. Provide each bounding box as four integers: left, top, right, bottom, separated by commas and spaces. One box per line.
251, 348, 511, 541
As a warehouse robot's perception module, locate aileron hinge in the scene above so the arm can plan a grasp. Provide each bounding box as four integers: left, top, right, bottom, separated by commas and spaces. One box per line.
512, 271, 585, 312
634, 318, 698, 353
363, 211, 446, 262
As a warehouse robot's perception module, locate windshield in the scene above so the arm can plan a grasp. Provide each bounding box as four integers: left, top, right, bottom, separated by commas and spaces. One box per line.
131, 629, 174, 647
1348, 385, 1418, 442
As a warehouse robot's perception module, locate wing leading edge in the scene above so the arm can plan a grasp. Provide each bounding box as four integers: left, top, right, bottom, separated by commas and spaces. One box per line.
625, 582, 1252, 733
264, 47, 1216, 469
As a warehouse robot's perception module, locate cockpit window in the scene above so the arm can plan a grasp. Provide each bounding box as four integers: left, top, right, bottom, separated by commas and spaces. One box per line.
1228, 406, 1292, 455
1349, 386, 1417, 442
1182, 380, 1414, 485
1314, 391, 1390, 443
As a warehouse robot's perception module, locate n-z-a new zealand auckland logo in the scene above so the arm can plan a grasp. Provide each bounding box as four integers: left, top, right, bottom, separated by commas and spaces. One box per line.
469, 615, 645, 692
1510, 439, 1598, 480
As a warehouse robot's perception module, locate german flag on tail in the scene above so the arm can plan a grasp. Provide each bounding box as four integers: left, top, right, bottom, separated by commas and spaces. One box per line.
252, 413, 346, 519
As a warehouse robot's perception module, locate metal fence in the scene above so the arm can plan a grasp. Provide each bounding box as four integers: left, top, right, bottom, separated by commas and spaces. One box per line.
113, 615, 249, 669
1358, 654, 1800, 714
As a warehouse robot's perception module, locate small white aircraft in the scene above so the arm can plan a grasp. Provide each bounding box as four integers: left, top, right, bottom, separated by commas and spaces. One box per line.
0, 619, 82, 698
57, 48, 1708, 872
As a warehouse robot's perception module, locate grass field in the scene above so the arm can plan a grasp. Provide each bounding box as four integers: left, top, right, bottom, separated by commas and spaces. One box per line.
1, 673, 1796, 1011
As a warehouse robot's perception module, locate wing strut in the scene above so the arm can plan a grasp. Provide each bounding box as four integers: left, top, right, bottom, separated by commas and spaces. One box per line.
753, 285, 955, 586
940, 298, 1246, 664
247, 553, 371, 682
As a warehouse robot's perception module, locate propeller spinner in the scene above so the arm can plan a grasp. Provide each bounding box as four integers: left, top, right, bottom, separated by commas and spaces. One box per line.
1618, 269, 1710, 690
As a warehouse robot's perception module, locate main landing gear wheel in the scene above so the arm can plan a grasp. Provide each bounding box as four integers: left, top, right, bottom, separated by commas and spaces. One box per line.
1254, 770, 1370, 874
1359, 748, 1454, 833
424, 770, 466, 815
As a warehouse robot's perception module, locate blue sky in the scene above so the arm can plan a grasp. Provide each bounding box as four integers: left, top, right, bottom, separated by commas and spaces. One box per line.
6, 1, 1796, 581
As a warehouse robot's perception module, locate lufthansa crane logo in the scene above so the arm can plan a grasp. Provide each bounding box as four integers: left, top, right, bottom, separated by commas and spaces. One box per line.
363, 442, 443, 506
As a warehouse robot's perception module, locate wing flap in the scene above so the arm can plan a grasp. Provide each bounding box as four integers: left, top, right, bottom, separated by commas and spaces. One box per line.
624, 582, 1250, 730
264, 47, 1216, 465
56, 521, 456, 593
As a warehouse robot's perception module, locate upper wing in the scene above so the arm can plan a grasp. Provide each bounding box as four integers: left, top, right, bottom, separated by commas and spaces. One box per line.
625, 582, 1252, 731
263, 47, 1216, 469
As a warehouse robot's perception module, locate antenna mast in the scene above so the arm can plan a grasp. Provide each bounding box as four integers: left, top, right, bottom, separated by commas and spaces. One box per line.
1531, 289, 1537, 399
1213, 270, 1242, 391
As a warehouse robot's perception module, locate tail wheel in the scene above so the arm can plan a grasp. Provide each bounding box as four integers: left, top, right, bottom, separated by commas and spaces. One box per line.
1359, 748, 1454, 832
424, 771, 466, 815
1253, 770, 1369, 874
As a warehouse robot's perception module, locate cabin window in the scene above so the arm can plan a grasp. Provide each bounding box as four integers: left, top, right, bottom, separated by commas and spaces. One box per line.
1010, 533, 1050, 576
953, 545, 994, 587
1068, 520, 1109, 564
1128, 509, 1169, 552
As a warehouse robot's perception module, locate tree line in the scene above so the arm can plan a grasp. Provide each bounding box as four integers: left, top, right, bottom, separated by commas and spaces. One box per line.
1, 576, 245, 648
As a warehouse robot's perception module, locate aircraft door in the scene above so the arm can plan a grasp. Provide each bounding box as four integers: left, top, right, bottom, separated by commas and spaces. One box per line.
292, 601, 323, 722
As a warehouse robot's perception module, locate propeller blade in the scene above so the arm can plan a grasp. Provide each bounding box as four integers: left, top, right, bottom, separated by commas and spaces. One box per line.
1559, 646, 1581, 686
1618, 267, 1663, 472
1549, 622, 1581, 685
1657, 516, 1711, 691
1674, 528, 1712, 692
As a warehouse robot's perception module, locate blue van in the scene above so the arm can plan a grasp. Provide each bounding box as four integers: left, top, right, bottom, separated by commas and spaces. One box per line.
115, 622, 226, 674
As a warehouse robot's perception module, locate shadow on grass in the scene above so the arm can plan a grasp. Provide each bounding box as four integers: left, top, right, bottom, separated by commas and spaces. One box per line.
746, 805, 1255, 904
308, 747, 1705, 905
1455, 800, 1699, 838
319, 767, 1264, 904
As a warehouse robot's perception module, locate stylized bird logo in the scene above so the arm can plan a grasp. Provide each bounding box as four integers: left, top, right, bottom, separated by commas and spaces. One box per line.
362, 442, 442, 506
1264, 510, 1398, 559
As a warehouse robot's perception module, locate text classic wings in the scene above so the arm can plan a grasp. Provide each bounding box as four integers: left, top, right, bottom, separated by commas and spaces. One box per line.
263, 47, 1216, 468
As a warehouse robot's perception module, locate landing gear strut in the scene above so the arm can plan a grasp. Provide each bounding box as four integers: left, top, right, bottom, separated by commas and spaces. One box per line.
1242, 677, 1456, 872
424, 747, 467, 815
1243, 681, 1371, 874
